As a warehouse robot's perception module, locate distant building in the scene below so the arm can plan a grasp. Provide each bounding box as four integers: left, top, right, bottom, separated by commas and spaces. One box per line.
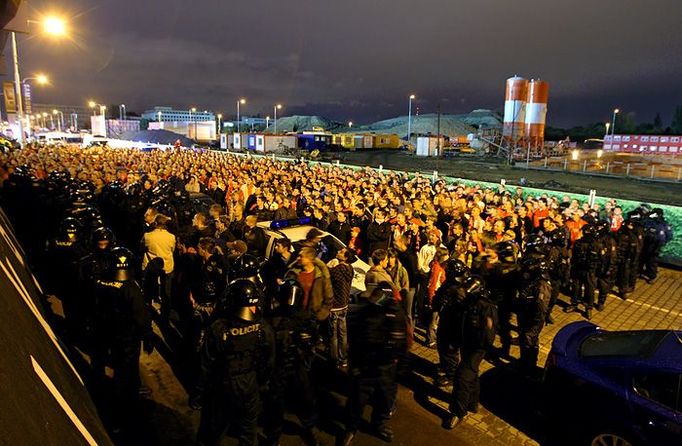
142, 106, 214, 122
604, 134, 682, 154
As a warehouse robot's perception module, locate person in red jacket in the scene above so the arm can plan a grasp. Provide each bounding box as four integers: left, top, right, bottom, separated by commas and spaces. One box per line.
426, 248, 449, 347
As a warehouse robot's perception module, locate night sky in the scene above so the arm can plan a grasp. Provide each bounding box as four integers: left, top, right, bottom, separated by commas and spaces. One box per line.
10, 0, 682, 127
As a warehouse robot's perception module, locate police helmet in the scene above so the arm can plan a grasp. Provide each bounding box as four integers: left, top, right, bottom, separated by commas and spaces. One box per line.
229, 254, 261, 281
581, 224, 597, 240
494, 241, 517, 263
92, 227, 115, 249
226, 279, 262, 321
463, 275, 485, 297
550, 229, 567, 248
276, 278, 304, 310
595, 220, 610, 237
648, 208, 664, 220
60, 217, 82, 240
521, 256, 549, 280
524, 233, 545, 254
445, 259, 470, 283
108, 247, 135, 281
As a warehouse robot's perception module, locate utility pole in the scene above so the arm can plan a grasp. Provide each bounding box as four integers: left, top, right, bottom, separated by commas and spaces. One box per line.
436, 103, 441, 156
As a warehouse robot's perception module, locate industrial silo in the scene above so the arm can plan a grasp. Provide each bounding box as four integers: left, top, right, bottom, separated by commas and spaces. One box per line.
524, 79, 549, 151
502, 76, 529, 146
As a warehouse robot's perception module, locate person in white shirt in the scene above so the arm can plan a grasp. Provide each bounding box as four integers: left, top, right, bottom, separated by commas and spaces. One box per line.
141, 214, 176, 318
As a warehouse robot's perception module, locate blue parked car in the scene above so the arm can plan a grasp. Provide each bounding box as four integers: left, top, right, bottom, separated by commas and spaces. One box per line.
544, 321, 682, 446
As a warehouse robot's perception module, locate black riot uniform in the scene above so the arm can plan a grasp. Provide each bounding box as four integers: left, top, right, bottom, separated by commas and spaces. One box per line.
46, 217, 88, 337
343, 283, 408, 445
476, 241, 520, 357
78, 227, 115, 341
595, 221, 618, 310
565, 224, 600, 319
191, 253, 228, 351
640, 208, 673, 283
545, 230, 570, 323
263, 279, 320, 446
194, 279, 275, 446
615, 219, 641, 299
433, 259, 469, 387
517, 257, 551, 375
92, 247, 154, 427
445, 276, 497, 430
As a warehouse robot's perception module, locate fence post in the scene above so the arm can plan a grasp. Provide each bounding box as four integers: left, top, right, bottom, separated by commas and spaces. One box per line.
544, 157, 548, 168
626, 163, 631, 176
651, 165, 655, 179
678, 166, 682, 181
583, 160, 587, 172
563, 158, 568, 170
606, 161, 610, 174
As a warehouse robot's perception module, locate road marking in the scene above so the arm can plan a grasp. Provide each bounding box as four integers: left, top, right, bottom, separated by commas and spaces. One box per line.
626, 300, 682, 318
0, 257, 84, 384
0, 222, 25, 266
31, 356, 99, 446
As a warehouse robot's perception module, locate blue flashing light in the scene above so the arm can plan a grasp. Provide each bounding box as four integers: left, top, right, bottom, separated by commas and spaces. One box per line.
270, 217, 312, 229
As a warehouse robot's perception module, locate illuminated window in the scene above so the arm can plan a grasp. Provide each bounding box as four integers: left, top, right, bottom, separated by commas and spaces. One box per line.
623, 136, 631, 141
651, 136, 659, 142
660, 146, 668, 152
614, 135, 622, 141
671, 137, 680, 143
650, 146, 657, 151
641, 136, 649, 142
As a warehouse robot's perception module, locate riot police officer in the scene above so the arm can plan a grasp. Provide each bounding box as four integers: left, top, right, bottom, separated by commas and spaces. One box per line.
343, 282, 408, 445
545, 229, 569, 323
476, 241, 520, 358
615, 218, 640, 299
92, 247, 154, 429
193, 279, 275, 446
517, 257, 551, 376
640, 208, 673, 283
595, 220, 618, 310
46, 217, 88, 338
565, 224, 600, 320
445, 276, 497, 430
263, 279, 320, 446
433, 259, 470, 387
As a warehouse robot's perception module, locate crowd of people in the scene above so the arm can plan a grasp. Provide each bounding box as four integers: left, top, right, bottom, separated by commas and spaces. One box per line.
0, 144, 674, 446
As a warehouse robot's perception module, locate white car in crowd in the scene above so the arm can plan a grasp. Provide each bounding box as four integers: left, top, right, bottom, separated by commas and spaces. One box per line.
258, 218, 370, 295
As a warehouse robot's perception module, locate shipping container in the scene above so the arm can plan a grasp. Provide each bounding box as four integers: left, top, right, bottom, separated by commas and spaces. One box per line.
297, 132, 332, 151
372, 133, 401, 149
416, 136, 446, 156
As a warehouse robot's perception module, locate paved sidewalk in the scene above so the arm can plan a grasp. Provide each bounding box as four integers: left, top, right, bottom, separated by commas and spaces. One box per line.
407, 267, 682, 445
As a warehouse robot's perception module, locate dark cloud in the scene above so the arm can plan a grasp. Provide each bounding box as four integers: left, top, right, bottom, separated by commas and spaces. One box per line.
10, 0, 682, 126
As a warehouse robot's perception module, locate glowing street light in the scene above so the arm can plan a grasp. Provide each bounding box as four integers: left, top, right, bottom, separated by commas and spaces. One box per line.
348, 121, 353, 129
236, 98, 246, 133
217, 113, 223, 133
407, 94, 416, 143
266, 116, 270, 129
41, 16, 68, 37
571, 149, 580, 161
611, 108, 619, 140
274, 104, 282, 134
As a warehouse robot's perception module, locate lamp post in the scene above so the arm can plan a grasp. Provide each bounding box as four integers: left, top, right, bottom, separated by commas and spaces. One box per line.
236, 98, 246, 133
157, 111, 162, 123
119, 104, 126, 120
8, 15, 67, 144
407, 94, 415, 145
52, 109, 63, 132
70, 112, 78, 131
348, 121, 353, 129
611, 108, 619, 140
274, 104, 282, 134
21, 74, 48, 138
217, 113, 223, 134
42, 112, 48, 129
266, 116, 270, 129
89, 100, 97, 116
190, 107, 197, 138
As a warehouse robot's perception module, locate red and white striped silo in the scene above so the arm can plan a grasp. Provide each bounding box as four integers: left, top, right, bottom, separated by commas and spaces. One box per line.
502, 76, 529, 144
524, 79, 549, 150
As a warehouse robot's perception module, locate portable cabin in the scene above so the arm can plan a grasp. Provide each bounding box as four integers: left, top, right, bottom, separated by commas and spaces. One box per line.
246, 134, 258, 151
372, 133, 401, 149
232, 133, 242, 150
297, 132, 332, 151
264, 134, 297, 152
416, 136, 446, 156
353, 134, 374, 149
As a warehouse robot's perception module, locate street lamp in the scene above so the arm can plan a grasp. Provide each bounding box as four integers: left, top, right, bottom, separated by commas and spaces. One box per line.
348, 121, 353, 129
52, 109, 64, 131
236, 98, 246, 133
119, 104, 126, 120
266, 116, 270, 129
9, 15, 68, 144
189, 107, 197, 138
407, 94, 416, 144
217, 113, 223, 133
42, 112, 48, 129
21, 74, 49, 138
274, 104, 282, 134
611, 108, 619, 140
